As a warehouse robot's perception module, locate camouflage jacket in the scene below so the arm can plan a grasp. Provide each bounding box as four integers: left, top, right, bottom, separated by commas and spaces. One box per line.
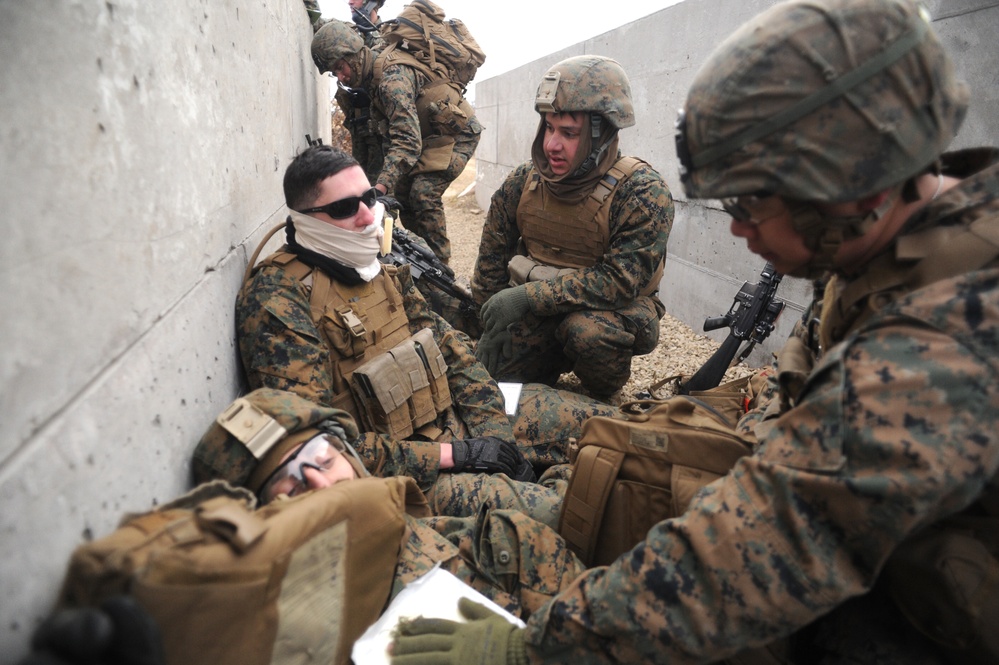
236, 257, 514, 490
522, 149, 999, 662
397, 507, 586, 621
367, 63, 482, 195
471, 159, 673, 316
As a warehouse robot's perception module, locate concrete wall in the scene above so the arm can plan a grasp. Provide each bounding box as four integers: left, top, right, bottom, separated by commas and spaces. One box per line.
0, 0, 329, 658
474, 0, 999, 365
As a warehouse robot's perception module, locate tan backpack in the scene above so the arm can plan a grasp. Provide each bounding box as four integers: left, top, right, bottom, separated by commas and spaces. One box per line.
558, 392, 756, 567
377, 0, 485, 92
56, 477, 429, 665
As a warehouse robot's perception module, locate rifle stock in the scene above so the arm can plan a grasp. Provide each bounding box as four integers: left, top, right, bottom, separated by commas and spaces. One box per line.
680, 334, 743, 393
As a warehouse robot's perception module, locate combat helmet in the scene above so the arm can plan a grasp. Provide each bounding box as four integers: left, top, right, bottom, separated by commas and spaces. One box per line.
192, 388, 367, 496
535, 55, 635, 130
311, 19, 365, 73
675, 0, 969, 272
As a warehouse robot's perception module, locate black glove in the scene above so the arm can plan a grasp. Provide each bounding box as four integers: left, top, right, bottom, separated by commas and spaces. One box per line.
450, 436, 536, 482
22, 596, 165, 665
376, 195, 403, 215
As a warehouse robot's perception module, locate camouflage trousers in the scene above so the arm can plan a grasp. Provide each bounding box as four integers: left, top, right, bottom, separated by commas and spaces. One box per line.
423, 384, 619, 524
392, 504, 587, 620
510, 383, 620, 468
395, 132, 480, 265
482, 296, 665, 396
425, 464, 571, 530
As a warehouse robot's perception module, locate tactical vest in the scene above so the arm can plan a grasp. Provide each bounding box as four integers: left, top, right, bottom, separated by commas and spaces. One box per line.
515, 156, 664, 296
371, 50, 476, 173
252, 249, 453, 441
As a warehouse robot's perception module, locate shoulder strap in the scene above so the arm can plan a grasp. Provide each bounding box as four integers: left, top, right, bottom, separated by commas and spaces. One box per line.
242, 221, 290, 286
372, 43, 439, 91
588, 156, 662, 296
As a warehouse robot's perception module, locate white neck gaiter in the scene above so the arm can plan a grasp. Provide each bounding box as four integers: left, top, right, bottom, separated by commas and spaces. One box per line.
288, 204, 385, 281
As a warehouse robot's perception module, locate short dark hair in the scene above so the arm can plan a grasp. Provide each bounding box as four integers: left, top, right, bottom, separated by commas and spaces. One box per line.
283, 145, 360, 211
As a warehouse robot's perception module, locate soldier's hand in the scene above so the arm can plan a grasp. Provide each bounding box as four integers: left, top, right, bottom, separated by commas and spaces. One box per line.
450, 436, 535, 481
21, 596, 165, 665
475, 328, 513, 376
479, 285, 530, 336
391, 598, 527, 665
376, 195, 402, 214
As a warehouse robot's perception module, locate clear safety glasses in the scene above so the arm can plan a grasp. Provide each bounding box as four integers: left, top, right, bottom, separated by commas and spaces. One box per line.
258, 434, 347, 502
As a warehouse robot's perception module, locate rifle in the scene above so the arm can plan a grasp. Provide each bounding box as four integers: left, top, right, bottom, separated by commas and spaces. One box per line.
679, 262, 785, 394
337, 82, 374, 135
380, 226, 479, 316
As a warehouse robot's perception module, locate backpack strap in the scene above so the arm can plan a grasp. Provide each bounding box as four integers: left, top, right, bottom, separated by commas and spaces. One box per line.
558, 445, 625, 565
242, 221, 290, 286
584, 156, 663, 296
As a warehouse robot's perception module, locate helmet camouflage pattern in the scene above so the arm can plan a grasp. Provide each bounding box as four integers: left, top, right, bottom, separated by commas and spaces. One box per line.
677, 0, 969, 202
192, 388, 360, 493
311, 19, 365, 73
535, 55, 636, 130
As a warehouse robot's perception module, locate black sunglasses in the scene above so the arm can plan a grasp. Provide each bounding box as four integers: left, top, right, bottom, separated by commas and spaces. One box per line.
300, 187, 379, 219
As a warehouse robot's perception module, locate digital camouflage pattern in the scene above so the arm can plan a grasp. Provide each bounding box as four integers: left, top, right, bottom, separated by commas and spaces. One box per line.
534, 55, 635, 130
396, 506, 587, 620
426, 464, 572, 531
518, 152, 999, 663
678, 0, 969, 203
472, 161, 673, 395
236, 251, 616, 516
372, 63, 482, 263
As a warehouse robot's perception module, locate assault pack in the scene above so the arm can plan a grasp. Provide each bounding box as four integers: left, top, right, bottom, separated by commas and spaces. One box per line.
376, 0, 485, 93
558, 376, 765, 567
55, 476, 430, 665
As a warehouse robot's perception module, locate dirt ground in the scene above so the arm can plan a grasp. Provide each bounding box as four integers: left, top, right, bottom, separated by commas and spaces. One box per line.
442, 158, 760, 402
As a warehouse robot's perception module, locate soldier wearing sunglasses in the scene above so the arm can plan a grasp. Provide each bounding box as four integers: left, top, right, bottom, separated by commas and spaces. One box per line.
235, 145, 621, 527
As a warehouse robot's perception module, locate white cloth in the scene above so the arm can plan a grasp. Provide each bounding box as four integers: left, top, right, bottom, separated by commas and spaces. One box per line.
289, 203, 386, 281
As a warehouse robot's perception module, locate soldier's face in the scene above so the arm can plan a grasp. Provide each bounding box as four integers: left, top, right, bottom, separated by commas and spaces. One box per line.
728, 196, 812, 275
310, 166, 377, 232
261, 435, 358, 504
332, 58, 353, 84
542, 112, 583, 176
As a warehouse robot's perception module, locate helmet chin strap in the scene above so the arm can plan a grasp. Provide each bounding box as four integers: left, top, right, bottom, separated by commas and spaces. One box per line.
569, 113, 608, 178
789, 190, 898, 279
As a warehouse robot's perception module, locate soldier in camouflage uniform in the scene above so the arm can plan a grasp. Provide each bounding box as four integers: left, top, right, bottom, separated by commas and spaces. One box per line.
472, 56, 673, 400
191, 388, 588, 621
311, 19, 481, 264
238, 145, 619, 525
391, 1, 999, 663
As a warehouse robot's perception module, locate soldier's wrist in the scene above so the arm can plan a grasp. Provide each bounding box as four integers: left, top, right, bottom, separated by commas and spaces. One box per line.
439, 442, 454, 469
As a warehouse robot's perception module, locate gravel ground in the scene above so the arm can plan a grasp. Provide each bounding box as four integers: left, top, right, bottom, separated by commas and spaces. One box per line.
443, 160, 761, 403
